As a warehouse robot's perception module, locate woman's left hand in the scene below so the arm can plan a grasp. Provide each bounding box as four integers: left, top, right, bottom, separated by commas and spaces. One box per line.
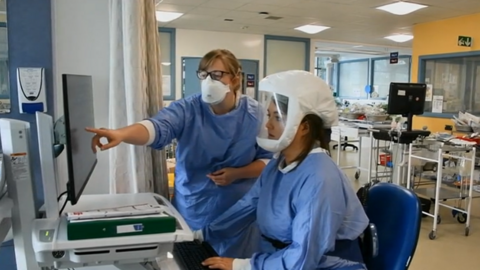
202, 257, 234, 270
207, 168, 239, 186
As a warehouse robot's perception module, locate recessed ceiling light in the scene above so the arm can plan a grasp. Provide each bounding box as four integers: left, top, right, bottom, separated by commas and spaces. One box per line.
376, 1, 427, 15
385, 34, 414, 42
156, 11, 183, 22
295, 25, 330, 34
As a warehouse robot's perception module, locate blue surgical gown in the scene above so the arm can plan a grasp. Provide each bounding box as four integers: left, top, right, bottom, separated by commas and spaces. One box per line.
146, 94, 272, 258
203, 148, 369, 269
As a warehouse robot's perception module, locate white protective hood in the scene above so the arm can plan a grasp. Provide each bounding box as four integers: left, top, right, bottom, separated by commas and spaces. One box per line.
256, 70, 338, 153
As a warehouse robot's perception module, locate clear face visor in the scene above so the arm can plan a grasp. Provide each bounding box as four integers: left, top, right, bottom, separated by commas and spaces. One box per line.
258, 91, 290, 142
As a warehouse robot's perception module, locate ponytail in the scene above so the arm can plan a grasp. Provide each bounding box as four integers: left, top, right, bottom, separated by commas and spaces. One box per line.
293, 114, 328, 164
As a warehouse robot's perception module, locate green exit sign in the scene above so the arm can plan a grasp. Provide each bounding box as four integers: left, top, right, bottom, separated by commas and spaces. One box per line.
458, 36, 473, 47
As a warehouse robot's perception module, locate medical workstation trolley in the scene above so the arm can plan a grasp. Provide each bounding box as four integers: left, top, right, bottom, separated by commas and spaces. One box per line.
405, 137, 480, 240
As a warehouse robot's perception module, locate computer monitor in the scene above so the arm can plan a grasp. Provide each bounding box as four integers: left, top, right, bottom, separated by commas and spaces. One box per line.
62, 74, 97, 205
387, 82, 427, 131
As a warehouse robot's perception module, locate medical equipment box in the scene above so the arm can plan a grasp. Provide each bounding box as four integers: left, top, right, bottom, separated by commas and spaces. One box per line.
67, 215, 177, 241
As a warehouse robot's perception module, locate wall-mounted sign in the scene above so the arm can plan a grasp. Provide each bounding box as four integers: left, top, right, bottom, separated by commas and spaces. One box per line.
458, 36, 472, 47
390, 52, 399, 64
246, 73, 255, 87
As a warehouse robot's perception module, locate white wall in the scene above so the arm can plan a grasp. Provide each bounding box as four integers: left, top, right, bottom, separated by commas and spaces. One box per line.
174, 29, 265, 100
51, 0, 110, 194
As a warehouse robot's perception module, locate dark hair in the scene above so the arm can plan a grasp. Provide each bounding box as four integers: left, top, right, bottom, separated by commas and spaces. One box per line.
273, 95, 329, 163
293, 114, 329, 164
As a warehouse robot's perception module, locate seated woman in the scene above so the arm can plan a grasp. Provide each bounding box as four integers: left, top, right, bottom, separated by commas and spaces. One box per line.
198, 70, 369, 270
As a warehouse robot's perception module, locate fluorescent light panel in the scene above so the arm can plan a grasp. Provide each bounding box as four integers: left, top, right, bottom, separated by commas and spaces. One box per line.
295, 25, 330, 34
376, 1, 427, 15
385, 34, 414, 42
156, 11, 183, 22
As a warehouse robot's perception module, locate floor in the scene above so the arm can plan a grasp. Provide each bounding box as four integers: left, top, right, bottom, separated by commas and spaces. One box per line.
331, 145, 480, 270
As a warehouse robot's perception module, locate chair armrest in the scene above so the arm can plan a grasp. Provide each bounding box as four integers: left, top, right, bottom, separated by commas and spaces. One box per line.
362, 223, 379, 259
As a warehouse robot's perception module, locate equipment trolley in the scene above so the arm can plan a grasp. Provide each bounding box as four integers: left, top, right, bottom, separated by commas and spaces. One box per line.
406, 140, 478, 240
332, 118, 391, 181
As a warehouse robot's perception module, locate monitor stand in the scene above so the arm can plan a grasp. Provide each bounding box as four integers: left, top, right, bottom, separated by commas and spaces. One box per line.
405, 112, 414, 132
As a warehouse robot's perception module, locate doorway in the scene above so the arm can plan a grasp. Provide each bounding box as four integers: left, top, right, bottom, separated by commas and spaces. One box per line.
182, 57, 260, 99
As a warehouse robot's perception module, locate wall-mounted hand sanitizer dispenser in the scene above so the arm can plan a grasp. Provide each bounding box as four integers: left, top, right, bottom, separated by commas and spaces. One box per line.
17, 67, 47, 114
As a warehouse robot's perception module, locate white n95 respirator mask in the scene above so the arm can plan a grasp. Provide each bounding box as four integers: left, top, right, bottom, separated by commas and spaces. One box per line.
256, 70, 338, 153
201, 76, 230, 105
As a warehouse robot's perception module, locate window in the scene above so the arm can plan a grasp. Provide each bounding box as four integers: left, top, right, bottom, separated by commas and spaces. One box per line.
265, 36, 309, 76
159, 28, 175, 100
372, 57, 411, 98
420, 55, 480, 114
314, 56, 327, 80
338, 60, 369, 98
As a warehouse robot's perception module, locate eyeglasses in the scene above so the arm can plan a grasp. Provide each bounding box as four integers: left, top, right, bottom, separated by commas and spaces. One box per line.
197, 70, 230, 81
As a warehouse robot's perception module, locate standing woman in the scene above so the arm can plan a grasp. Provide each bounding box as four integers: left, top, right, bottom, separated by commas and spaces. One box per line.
86, 49, 272, 257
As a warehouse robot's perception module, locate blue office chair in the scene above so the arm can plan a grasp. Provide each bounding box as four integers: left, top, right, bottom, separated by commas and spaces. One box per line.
364, 183, 422, 270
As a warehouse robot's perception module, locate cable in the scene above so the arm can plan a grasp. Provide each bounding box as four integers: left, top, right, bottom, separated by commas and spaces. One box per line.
59, 198, 68, 216
0, 190, 7, 201
57, 191, 67, 201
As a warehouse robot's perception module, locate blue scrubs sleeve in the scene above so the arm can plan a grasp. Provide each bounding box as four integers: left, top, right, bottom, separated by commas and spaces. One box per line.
254, 144, 272, 161
203, 177, 261, 241
251, 178, 346, 270
147, 99, 187, 150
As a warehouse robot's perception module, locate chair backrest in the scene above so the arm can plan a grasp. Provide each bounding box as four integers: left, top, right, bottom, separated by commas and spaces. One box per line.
365, 183, 422, 270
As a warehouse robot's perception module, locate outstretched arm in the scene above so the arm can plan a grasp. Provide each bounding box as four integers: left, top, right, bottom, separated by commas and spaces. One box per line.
203, 175, 262, 242
138, 100, 188, 149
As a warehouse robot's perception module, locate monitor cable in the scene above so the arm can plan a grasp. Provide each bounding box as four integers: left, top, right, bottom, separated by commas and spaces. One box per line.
57, 191, 68, 216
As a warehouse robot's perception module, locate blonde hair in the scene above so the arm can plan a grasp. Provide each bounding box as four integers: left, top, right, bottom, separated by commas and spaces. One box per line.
199, 49, 242, 92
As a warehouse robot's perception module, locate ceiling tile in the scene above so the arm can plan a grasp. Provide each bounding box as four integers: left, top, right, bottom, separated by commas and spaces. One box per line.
189, 7, 231, 16
177, 14, 219, 22
202, 0, 248, 10
164, 0, 480, 48
160, 0, 209, 6
236, 3, 283, 13
272, 7, 309, 17
156, 4, 196, 13
222, 10, 259, 19
253, 0, 298, 7
231, 17, 279, 26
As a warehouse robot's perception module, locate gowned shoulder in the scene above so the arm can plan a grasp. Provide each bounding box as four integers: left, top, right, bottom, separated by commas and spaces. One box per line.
294, 153, 346, 192
167, 93, 203, 122
180, 93, 203, 108
257, 159, 279, 185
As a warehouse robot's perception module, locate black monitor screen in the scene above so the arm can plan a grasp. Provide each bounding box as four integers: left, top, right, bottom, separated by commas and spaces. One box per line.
62, 74, 97, 205
387, 83, 427, 116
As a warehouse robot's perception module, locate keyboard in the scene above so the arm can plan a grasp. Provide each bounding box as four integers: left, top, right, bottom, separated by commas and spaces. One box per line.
173, 240, 219, 270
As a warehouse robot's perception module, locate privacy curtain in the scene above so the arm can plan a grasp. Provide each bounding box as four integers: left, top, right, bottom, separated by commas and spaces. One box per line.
108, 0, 169, 197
